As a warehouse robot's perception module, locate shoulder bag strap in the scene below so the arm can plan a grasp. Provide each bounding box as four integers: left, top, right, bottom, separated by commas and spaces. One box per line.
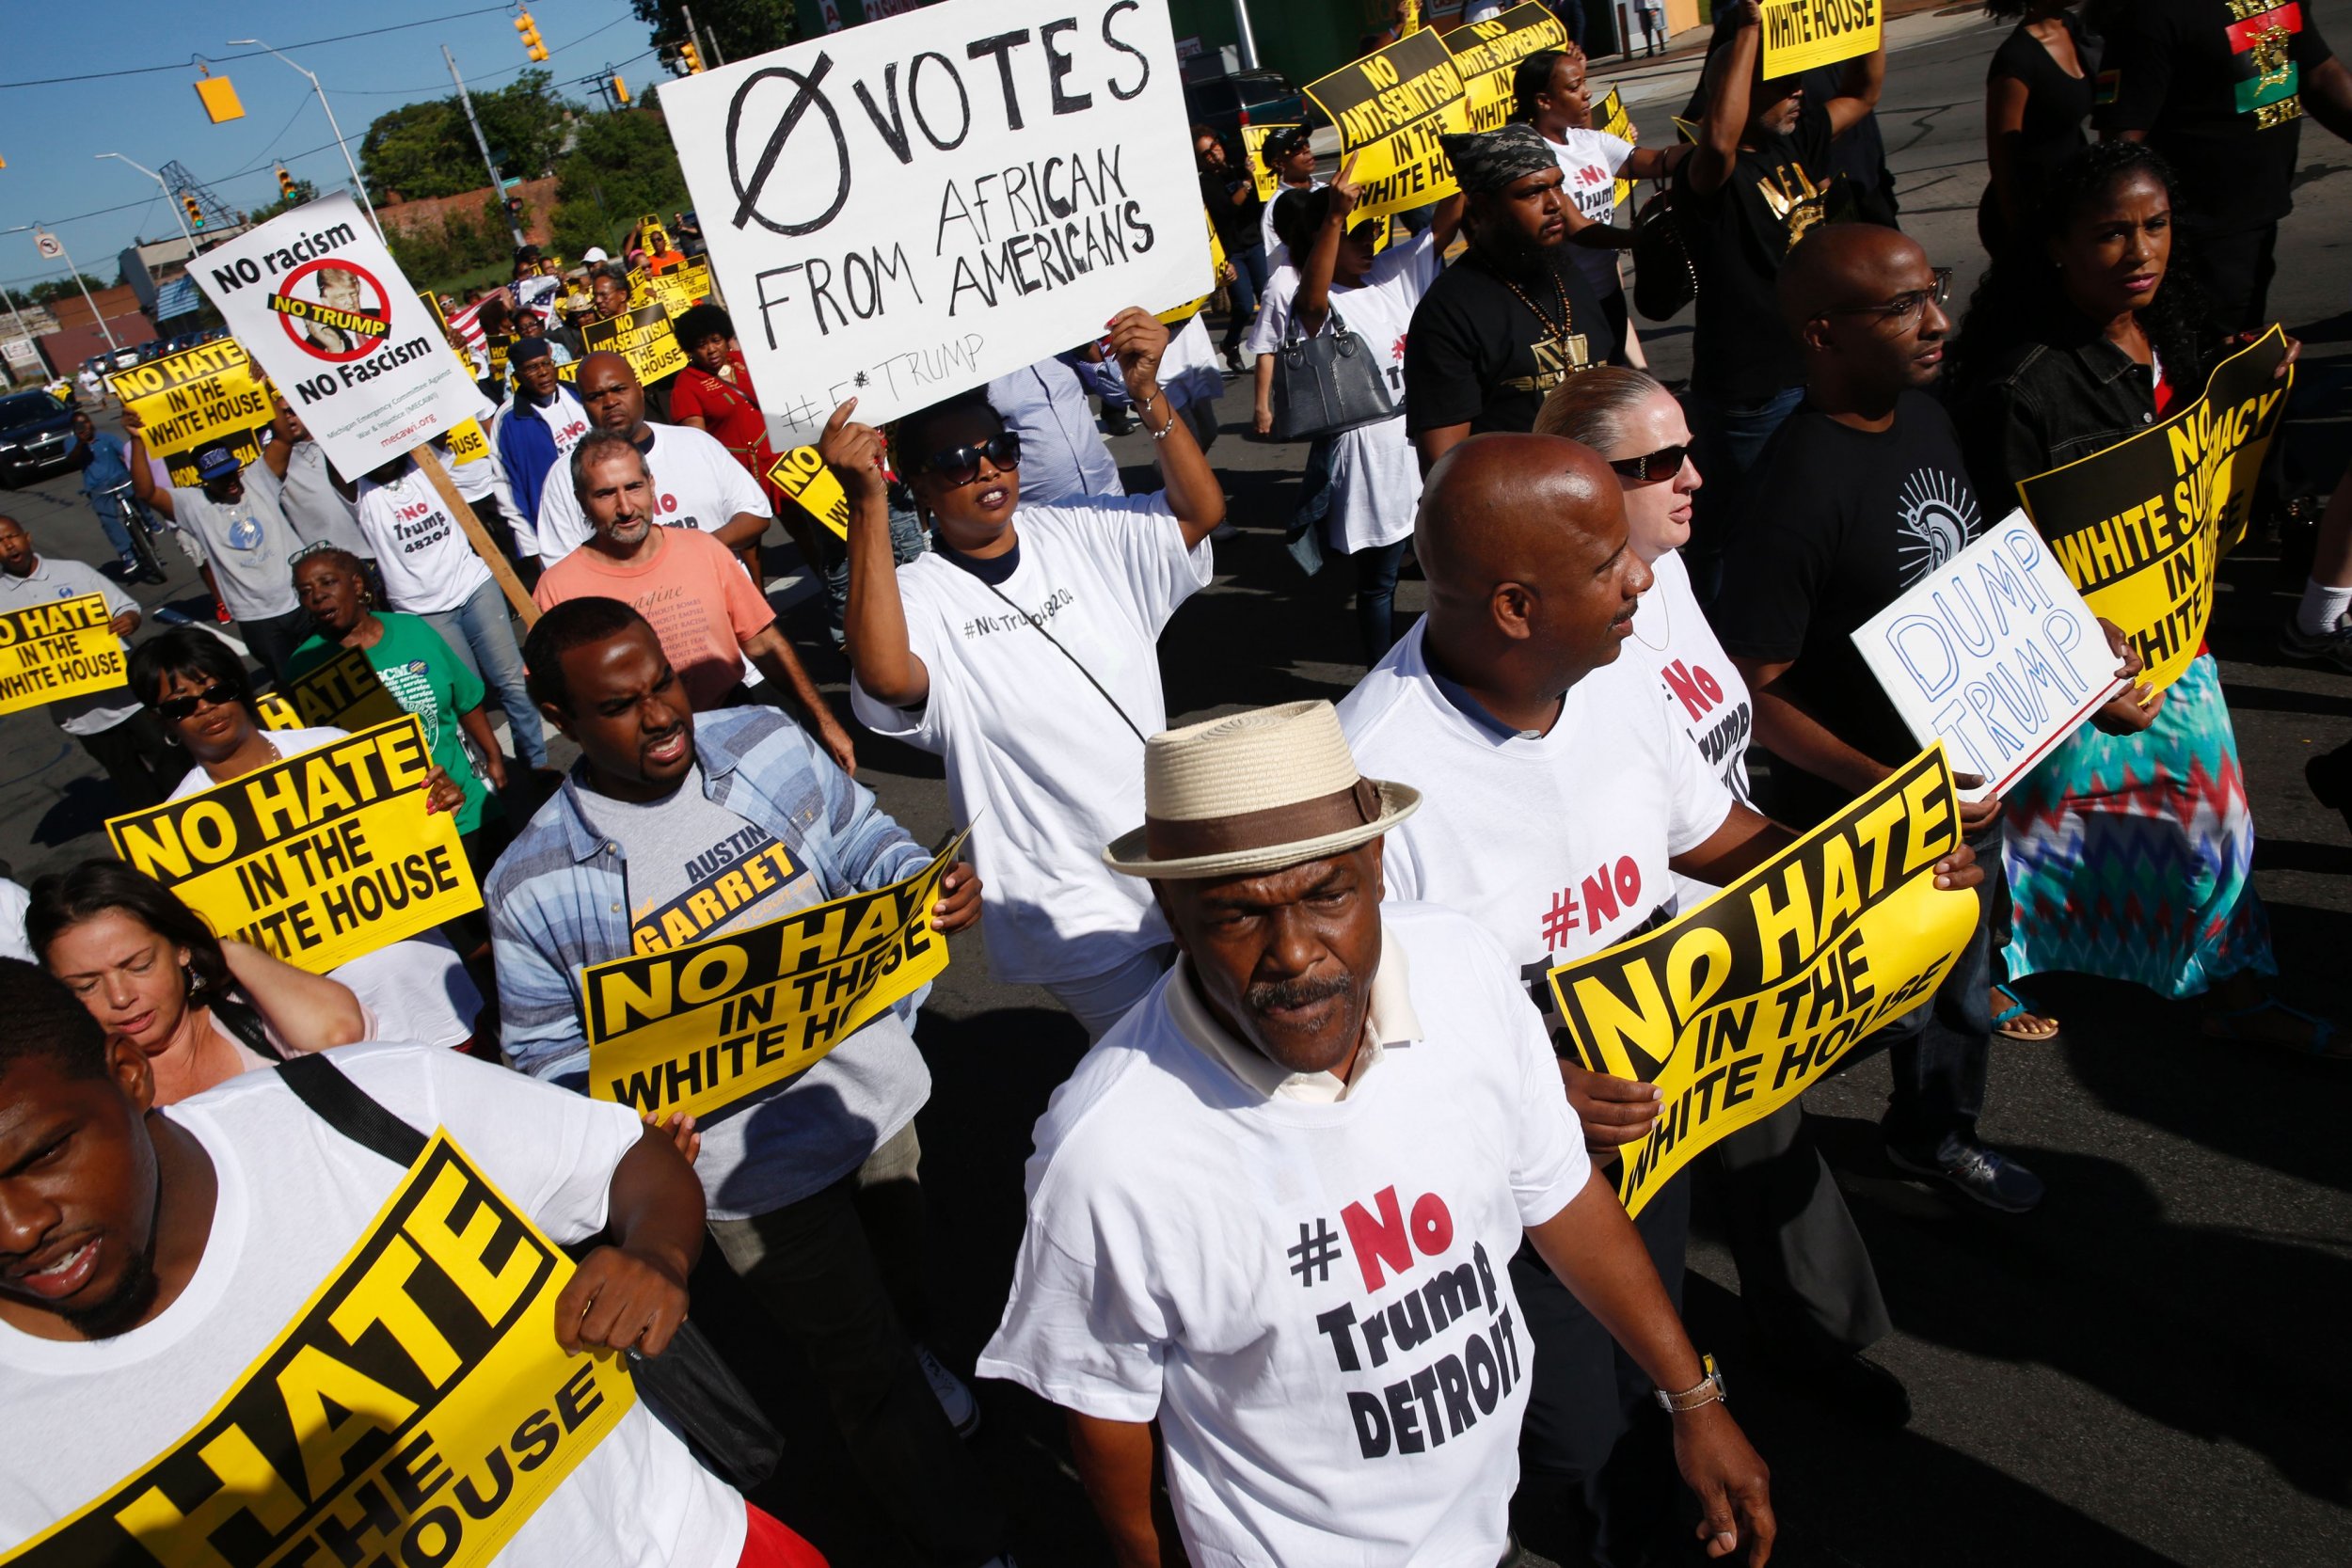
276, 1053, 430, 1166
977, 578, 1148, 743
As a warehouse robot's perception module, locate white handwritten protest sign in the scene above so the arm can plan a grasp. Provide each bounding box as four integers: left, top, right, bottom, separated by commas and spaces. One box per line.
189, 195, 477, 478
658, 0, 1208, 450
1851, 510, 2123, 799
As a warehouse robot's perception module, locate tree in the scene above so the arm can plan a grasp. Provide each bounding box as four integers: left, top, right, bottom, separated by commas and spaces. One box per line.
551, 109, 691, 259
359, 71, 573, 202
8, 277, 108, 309
629, 0, 797, 65
244, 177, 319, 228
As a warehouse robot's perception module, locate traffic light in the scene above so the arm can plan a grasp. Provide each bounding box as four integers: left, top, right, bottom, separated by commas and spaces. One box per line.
515, 10, 548, 62
276, 166, 296, 199
679, 40, 704, 73
612, 73, 630, 105
182, 192, 206, 231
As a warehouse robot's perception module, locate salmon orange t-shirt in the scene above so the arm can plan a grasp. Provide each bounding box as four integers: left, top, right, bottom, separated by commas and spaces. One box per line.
533, 524, 776, 709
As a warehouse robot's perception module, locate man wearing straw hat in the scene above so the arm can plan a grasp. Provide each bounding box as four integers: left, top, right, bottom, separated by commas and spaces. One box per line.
976, 700, 1775, 1568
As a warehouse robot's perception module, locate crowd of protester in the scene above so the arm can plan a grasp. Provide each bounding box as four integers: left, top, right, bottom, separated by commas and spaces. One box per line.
4, 2, 2350, 1566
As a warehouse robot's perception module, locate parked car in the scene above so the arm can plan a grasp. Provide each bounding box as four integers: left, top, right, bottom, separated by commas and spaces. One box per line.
0, 389, 80, 483
1181, 63, 1309, 154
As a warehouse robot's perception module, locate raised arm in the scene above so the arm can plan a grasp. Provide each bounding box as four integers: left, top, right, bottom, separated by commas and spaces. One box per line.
826, 399, 930, 708
122, 415, 174, 522
1687, 2, 1763, 198
1295, 165, 1360, 337
1824, 32, 1887, 136
741, 619, 858, 775
220, 939, 369, 1050
1105, 307, 1226, 547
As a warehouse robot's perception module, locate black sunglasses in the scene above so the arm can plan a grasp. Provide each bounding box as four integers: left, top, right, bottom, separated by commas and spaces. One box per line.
1608, 443, 1692, 483
922, 432, 1022, 487
154, 680, 245, 722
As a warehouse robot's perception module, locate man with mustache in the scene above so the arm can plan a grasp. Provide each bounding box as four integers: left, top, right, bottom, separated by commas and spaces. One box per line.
1339, 434, 1974, 1560
977, 700, 1776, 1568
486, 596, 1011, 1568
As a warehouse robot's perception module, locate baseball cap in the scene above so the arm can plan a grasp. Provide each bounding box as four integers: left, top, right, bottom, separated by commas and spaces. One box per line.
195, 446, 240, 482
1264, 125, 1314, 158
582, 246, 610, 263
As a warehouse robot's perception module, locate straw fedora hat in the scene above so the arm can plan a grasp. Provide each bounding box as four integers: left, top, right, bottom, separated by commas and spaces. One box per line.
1104, 701, 1419, 880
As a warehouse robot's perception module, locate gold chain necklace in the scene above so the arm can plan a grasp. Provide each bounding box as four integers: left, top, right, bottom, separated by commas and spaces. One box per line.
1491, 259, 1575, 348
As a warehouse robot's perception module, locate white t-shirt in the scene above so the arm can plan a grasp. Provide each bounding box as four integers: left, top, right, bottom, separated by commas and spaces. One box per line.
354, 465, 497, 616
533, 422, 771, 564
1260, 177, 1327, 261
977, 904, 1588, 1568
0, 877, 29, 963
1253, 232, 1439, 554
170, 483, 302, 622
173, 726, 484, 1049
850, 498, 1212, 987
1549, 129, 1637, 298
1245, 263, 1302, 359
1625, 550, 1755, 907
1338, 621, 1734, 1004
0, 1043, 743, 1568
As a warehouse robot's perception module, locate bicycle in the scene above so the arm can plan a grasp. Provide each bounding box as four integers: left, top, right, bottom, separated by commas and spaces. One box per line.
99, 480, 167, 585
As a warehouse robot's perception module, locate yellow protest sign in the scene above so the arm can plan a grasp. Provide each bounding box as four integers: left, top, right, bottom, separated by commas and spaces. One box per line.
585, 833, 967, 1122
1, 1132, 634, 1568
1157, 210, 1231, 328
2016, 329, 2293, 692
1305, 29, 1473, 222
106, 716, 481, 973
1442, 2, 1570, 133
0, 593, 126, 716
257, 642, 407, 735
583, 304, 688, 386
767, 443, 850, 541
1549, 746, 1978, 1217
1598, 87, 1639, 208
1761, 0, 1883, 80
107, 341, 275, 489
1243, 124, 1295, 202
445, 415, 492, 467
648, 262, 714, 318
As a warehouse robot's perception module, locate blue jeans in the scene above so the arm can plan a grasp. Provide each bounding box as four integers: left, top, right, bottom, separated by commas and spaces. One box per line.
87, 486, 146, 568
1682, 384, 1804, 603
1222, 242, 1269, 349
1353, 539, 1410, 663
421, 578, 548, 768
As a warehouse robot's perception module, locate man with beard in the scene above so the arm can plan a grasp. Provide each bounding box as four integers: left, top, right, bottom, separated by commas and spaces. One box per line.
977, 701, 1775, 1568
1403, 122, 1625, 470
0, 960, 828, 1566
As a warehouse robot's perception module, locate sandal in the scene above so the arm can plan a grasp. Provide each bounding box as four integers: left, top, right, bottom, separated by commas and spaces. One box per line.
1991, 982, 2060, 1041
2201, 997, 2351, 1059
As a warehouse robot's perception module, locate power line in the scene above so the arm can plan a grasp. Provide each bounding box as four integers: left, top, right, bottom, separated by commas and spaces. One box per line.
334, 14, 637, 95
0, 7, 518, 89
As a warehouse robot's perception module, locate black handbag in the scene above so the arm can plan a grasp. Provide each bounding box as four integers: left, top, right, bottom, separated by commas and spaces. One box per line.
1272, 303, 1397, 442
1630, 185, 1699, 323
275, 1053, 785, 1493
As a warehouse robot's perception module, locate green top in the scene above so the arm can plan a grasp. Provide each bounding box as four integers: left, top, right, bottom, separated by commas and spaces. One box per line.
288, 612, 494, 835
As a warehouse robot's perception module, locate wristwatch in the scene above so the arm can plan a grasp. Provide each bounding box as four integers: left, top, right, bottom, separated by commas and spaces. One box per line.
1655, 1354, 1728, 1414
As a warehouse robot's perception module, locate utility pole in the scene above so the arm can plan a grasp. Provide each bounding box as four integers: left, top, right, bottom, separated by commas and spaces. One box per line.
96, 153, 198, 259
1230, 0, 1261, 70
683, 4, 723, 66
443, 45, 523, 246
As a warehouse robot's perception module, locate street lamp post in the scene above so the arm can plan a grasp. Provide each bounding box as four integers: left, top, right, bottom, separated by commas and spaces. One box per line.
95, 152, 199, 260
226, 38, 380, 235
34, 230, 118, 353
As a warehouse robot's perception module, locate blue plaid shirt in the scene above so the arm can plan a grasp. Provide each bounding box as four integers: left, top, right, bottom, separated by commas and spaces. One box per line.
487, 705, 935, 1215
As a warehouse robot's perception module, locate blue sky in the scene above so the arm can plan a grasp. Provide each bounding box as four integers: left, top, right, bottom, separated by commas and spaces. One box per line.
0, 1, 664, 293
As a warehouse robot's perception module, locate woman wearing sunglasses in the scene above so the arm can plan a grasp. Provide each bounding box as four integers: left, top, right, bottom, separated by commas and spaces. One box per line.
1535, 369, 1749, 815
26, 859, 369, 1105
126, 626, 486, 1053
1952, 141, 2328, 1054
827, 307, 1227, 1040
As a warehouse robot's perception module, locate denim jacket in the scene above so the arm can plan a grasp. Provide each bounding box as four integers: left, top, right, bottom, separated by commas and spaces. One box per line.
1958, 320, 2180, 513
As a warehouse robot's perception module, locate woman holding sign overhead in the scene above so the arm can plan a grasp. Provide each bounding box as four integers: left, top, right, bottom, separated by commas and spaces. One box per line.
28, 860, 367, 1104
1952, 141, 2333, 1053
125, 626, 486, 1053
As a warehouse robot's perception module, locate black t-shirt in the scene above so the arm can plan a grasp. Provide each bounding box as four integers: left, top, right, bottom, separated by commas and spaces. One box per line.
1200, 168, 1263, 253
1989, 16, 2099, 192
1402, 245, 1622, 436
1676, 98, 1840, 406
1709, 392, 1988, 813
2095, 0, 2335, 235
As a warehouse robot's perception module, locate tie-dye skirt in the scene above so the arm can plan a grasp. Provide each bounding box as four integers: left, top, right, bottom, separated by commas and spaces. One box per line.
2000, 652, 2274, 999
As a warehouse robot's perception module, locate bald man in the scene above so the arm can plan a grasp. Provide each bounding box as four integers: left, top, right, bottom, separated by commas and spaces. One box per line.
1707, 223, 2046, 1216
1339, 434, 1979, 1555
532, 352, 772, 565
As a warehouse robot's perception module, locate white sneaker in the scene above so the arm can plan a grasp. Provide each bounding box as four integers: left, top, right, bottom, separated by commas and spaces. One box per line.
915, 1342, 981, 1437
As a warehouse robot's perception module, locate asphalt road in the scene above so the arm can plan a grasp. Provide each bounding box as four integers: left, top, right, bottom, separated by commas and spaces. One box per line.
4, 8, 2349, 1565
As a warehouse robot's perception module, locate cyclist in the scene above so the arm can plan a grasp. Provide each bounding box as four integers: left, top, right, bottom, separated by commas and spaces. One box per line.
66, 412, 166, 585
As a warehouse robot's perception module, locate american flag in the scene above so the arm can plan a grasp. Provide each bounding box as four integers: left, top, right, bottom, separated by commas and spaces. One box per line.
443, 286, 516, 351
